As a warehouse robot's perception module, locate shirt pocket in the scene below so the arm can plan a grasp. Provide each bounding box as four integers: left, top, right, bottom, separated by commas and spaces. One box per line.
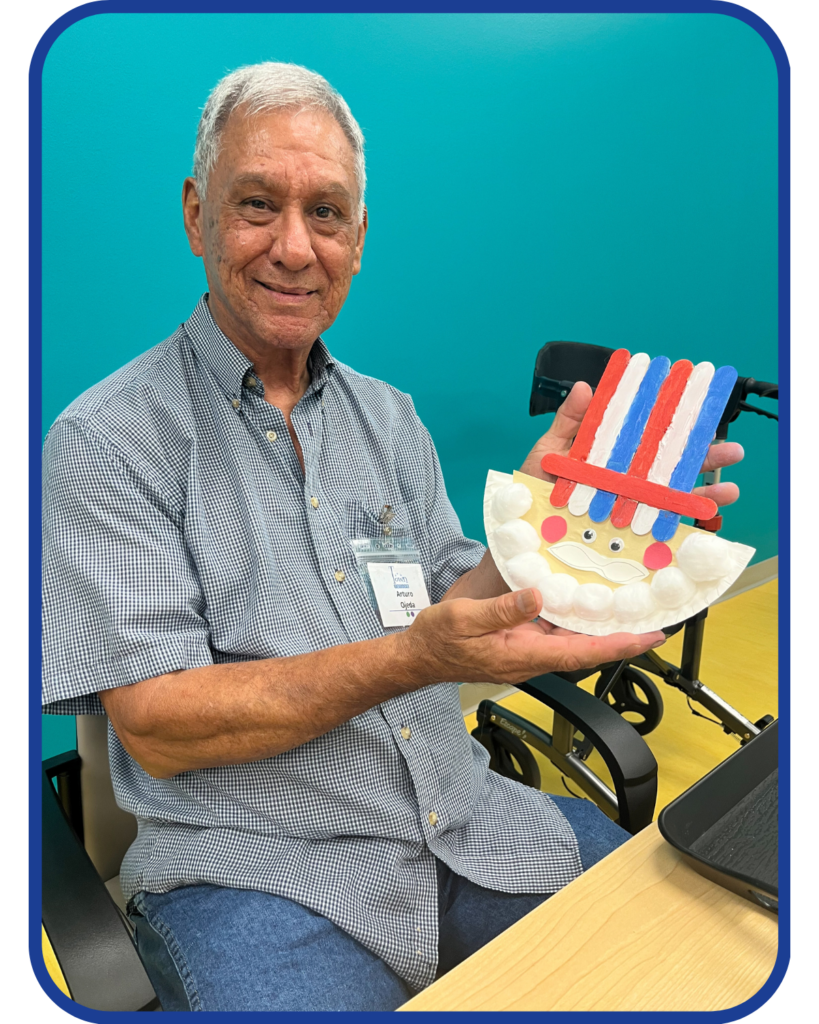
343, 497, 433, 592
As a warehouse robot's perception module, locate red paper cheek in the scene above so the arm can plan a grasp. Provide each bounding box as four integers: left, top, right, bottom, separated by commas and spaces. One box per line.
644, 542, 673, 570
541, 515, 568, 543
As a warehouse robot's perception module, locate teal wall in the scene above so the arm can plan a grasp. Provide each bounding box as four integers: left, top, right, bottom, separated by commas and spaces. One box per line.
40, 12, 779, 759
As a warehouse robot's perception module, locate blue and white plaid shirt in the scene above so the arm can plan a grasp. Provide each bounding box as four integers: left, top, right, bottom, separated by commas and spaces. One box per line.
42, 296, 582, 989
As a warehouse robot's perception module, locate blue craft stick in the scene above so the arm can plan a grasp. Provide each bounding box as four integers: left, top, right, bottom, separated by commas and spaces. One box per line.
589, 356, 671, 523
653, 364, 738, 541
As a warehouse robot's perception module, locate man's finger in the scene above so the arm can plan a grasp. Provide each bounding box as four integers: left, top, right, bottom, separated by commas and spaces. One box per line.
541, 629, 666, 673
692, 481, 739, 507
699, 441, 744, 474
462, 588, 544, 634
544, 381, 593, 446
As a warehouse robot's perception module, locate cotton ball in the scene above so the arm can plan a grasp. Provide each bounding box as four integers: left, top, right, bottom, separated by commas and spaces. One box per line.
650, 566, 697, 609
573, 584, 614, 621
676, 532, 734, 582
539, 574, 579, 616
613, 582, 656, 622
492, 519, 541, 560
491, 482, 534, 523
505, 552, 552, 590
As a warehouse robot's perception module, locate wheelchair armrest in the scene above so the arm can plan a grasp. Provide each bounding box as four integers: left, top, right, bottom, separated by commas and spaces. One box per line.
41, 759, 158, 1011
518, 673, 658, 833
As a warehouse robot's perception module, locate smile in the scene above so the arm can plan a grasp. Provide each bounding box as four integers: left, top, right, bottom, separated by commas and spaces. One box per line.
256, 281, 316, 302
546, 542, 649, 584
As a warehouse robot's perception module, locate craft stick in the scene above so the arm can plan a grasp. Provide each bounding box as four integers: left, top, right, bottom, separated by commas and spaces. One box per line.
548, 348, 631, 507
540, 454, 718, 519
610, 359, 693, 528
652, 365, 738, 542
568, 353, 651, 517
631, 362, 715, 536
589, 355, 670, 523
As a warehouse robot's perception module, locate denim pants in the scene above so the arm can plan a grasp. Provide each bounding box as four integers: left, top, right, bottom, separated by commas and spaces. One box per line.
128, 796, 627, 1011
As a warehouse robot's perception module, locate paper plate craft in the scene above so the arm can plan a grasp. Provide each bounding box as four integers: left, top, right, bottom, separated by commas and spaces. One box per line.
484, 349, 755, 636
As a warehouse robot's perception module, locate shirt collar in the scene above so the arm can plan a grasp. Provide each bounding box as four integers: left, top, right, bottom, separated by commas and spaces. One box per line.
184, 294, 336, 400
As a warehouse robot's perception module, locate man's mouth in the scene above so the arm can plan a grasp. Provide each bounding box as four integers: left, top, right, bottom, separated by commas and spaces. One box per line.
256, 281, 316, 302
546, 542, 649, 584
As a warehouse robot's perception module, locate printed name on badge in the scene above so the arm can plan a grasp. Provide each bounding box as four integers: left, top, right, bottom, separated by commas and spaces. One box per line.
366, 563, 431, 628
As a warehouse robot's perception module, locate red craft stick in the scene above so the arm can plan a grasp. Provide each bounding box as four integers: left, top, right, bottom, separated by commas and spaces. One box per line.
540, 453, 717, 520
610, 359, 693, 528
548, 348, 631, 508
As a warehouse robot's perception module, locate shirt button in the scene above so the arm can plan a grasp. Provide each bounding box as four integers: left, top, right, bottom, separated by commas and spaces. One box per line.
400, 726, 412, 740
246, 375, 257, 388
428, 811, 438, 827
334, 570, 346, 583
310, 497, 319, 509
266, 430, 277, 443
231, 399, 240, 409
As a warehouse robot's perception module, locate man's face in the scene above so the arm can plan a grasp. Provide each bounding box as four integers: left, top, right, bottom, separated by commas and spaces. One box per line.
183, 105, 366, 354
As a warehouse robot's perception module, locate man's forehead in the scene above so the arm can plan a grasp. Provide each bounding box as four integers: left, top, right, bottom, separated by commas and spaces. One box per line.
219, 105, 355, 171
229, 171, 355, 202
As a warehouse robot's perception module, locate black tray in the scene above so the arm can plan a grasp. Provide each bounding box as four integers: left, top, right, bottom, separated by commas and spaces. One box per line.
657, 720, 778, 914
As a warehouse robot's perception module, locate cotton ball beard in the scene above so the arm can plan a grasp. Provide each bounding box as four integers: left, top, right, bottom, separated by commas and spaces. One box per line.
676, 532, 734, 582
539, 574, 579, 616
492, 519, 542, 560
491, 482, 534, 523
612, 582, 656, 622
650, 566, 697, 609
505, 552, 552, 591
573, 584, 614, 621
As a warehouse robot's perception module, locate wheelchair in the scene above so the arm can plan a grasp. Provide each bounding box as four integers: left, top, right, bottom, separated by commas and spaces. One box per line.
473, 341, 778, 817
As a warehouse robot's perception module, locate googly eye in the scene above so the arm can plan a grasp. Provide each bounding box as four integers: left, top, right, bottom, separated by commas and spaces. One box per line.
582, 528, 597, 544
609, 538, 625, 554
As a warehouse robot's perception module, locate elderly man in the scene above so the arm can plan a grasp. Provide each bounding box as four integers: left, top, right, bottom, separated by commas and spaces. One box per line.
42, 62, 742, 1011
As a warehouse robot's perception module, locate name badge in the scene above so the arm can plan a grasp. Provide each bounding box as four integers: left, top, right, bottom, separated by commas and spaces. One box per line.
366, 562, 431, 627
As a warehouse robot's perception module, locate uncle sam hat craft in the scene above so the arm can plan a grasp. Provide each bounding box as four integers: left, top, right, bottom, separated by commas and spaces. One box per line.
485, 348, 755, 636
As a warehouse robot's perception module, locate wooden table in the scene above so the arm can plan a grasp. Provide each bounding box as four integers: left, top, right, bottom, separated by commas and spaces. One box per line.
400, 823, 777, 1012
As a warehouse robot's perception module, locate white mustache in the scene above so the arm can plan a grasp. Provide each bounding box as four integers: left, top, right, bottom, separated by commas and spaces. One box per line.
547, 542, 649, 584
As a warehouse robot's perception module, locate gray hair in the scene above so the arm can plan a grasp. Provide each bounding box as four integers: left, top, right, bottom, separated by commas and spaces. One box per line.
193, 62, 366, 218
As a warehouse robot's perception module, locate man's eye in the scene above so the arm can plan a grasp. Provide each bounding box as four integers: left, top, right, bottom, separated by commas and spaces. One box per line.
314, 206, 333, 219
582, 529, 596, 544
247, 200, 268, 210
609, 538, 625, 553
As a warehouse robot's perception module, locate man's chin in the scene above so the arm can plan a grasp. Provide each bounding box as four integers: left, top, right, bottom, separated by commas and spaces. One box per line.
251, 310, 330, 349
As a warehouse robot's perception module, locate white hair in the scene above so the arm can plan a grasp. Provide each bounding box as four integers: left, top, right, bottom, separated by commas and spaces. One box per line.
193, 62, 366, 218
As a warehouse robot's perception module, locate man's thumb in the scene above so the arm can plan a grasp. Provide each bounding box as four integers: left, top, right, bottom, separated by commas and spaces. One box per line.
469, 589, 542, 633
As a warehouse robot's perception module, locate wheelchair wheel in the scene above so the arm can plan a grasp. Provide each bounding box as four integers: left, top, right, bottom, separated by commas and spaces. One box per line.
594, 668, 664, 736
472, 725, 541, 789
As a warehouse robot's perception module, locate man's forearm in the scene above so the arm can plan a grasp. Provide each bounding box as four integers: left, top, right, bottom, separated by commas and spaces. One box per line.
100, 631, 424, 780
100, 588, 666, 781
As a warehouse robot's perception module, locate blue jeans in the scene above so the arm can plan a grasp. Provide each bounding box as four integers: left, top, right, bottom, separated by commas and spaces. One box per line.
128, 796, 626, 1011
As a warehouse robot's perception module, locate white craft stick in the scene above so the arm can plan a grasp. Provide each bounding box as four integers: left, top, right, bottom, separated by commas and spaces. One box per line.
631, 361, 715, 535
568, 353, 650, 516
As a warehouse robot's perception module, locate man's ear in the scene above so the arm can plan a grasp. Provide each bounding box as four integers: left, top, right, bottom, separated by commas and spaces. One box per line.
352, 205, 368, 276
182, 178, 205, 257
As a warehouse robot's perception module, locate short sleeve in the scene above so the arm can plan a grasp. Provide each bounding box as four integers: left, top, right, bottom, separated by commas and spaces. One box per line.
42, 417, 213, 716
412, 419, 485, 603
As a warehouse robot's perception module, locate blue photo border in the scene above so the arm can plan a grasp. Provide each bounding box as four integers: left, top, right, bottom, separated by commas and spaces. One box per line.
29, 2, 790, 1020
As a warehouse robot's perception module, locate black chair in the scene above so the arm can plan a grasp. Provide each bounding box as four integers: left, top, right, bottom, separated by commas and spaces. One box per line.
42, 717, 159, 1011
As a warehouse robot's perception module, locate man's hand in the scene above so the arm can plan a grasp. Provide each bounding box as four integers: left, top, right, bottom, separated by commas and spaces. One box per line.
402, 587, 665, 687
518, 381, 744, 509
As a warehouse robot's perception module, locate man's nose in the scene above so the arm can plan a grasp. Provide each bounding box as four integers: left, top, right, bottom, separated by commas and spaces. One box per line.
268, 207, 316, 272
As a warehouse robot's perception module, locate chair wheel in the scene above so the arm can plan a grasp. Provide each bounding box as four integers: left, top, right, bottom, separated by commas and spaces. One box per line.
594, 668, 664, 736
472, 725, 541, 789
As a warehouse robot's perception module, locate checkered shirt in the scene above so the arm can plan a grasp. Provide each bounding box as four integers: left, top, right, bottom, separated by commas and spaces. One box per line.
42, 295, 582, 990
